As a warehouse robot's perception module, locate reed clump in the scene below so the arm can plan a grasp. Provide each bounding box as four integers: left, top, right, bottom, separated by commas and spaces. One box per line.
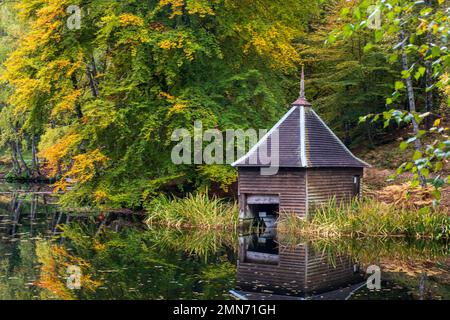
145, 192, 238, 231
278, 198, 449, 240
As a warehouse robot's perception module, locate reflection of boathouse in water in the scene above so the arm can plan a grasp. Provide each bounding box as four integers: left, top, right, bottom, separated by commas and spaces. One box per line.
231, 231, 365, 300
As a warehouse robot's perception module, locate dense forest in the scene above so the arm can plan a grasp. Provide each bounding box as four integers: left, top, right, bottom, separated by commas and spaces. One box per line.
0, 0, 448, 210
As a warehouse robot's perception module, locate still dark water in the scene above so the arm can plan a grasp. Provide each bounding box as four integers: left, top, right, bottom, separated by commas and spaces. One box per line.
0, 183, 449, 300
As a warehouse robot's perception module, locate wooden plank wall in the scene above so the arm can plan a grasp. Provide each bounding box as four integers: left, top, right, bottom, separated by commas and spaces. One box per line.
238, 168, 307, 217
307, 167, 363, 214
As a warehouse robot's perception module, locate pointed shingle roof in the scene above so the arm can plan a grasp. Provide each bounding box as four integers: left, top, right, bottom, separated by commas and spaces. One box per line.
232, 70, 369, 168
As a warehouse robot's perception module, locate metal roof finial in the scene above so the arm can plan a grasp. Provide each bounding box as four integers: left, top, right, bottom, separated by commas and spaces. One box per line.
300, 65, 306, 99
291, 65, 311, 107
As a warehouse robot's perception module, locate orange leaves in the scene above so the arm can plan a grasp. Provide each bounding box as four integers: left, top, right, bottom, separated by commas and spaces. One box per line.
54, 149, 109, 192
35, 240, 101, 300
1, 1, 85, 123
159, 92, 175, 101
39, 132, 81, 176
15, 0, 67, 51
38, 128, 110, 196
34, 240, 75, 300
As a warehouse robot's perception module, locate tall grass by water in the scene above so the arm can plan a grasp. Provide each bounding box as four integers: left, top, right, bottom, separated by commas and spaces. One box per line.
278, 198, 449, 240
145, 192, 238, 231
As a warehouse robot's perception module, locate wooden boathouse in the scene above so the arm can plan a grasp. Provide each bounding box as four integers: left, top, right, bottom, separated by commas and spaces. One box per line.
232, 69, 369, 220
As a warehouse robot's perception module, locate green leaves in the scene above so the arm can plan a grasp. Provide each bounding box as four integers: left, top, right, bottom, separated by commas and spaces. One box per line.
414, 67, 426, 80
374, 29, 384, 43
431, 45, 441, 58
363, 42, 373, 52
343, 24, 354, 37
394, 81, 405, 90
327, 31, 338, 45
412, 150, 422, 161
353, 7, 361, 20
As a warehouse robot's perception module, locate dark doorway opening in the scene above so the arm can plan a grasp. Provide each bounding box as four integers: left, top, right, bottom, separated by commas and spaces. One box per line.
248, 203, 279, 229
249, 203, 279, 218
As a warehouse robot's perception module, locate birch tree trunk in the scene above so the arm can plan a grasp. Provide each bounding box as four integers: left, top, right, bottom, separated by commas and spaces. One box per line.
400, 30, 427, 187
15, 140, 31, 177
10, 142, 21, 174
424, 1, 434, 129
31, 133, 41, 175
85, 55, 100, 98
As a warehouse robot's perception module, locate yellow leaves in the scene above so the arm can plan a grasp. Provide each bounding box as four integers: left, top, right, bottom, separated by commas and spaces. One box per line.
440, 73, 450, 97
243, 23, 301, 71
158, 34, 189, 52
94, 190, 109, 204
159, 39, 180, 50
168, 102, 188, 116
119, 13, 145, 27
1, 0, 85, 118
163, 94, 189, 117
158, 0, 216, 19
54, 149, 109, 192
159, 0, 185, 18
417, 19, 428, 35
68, 149, 109, 184
51, 89, 81, 117
158, 33, 197, 61
7, 78, 43, 114
93, 239, 107, 252
101, 13, 150, 56
42, 59, 73, 78
39, 131, 81, 176
185, 0, 215, 17
15, 0, 67, 52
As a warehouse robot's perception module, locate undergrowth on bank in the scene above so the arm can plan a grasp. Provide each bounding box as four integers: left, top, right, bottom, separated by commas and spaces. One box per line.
278, 198, 449, 240
145, 192, 238, 231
